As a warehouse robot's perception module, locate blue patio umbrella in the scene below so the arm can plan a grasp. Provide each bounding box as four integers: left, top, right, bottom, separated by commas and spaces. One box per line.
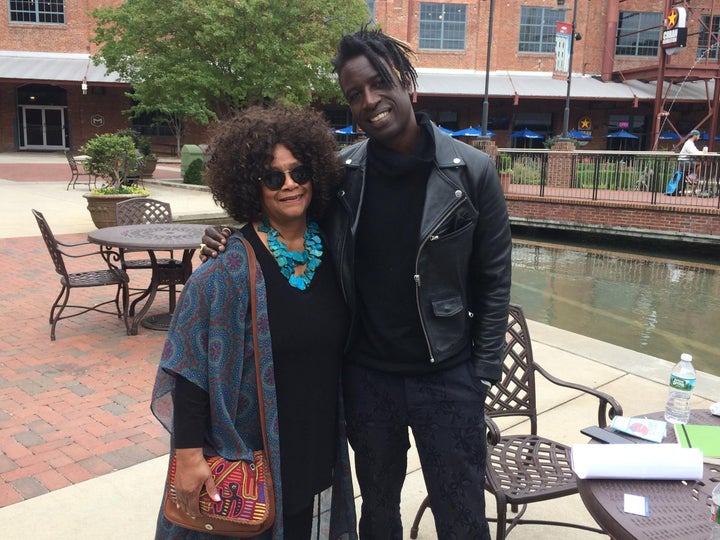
658, 131, 680, 140
605, 129, 638, 139
567, 129, 592, 140
699, 132, 720, 141
509, 128, 544, 139
334, 125, 357, 135
451, 127, 483, 137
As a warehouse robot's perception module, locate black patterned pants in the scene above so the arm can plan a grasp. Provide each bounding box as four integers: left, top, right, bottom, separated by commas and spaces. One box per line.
343, 361, 491, 540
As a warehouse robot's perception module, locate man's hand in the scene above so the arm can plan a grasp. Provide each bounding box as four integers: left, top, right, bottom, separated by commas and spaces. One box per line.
199, 226, 235, 262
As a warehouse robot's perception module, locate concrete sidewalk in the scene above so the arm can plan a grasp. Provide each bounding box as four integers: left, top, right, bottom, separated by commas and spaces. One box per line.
0, 151, 718, 539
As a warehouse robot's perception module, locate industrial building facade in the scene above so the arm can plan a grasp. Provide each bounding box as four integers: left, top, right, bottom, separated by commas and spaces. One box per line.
0, 0, 716, 153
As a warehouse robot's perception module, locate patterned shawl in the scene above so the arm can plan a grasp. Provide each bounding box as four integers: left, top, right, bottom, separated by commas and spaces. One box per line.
151, 234, 356, 540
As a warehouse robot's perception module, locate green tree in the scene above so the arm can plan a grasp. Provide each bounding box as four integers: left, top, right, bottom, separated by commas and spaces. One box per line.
90, 0, 370, 141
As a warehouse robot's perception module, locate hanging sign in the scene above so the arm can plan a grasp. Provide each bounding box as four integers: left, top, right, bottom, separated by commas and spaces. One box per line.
553, 22, 572, 79
662, 7, 687, 55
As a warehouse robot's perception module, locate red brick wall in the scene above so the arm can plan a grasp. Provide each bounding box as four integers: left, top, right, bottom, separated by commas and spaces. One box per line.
0, 0, 124, 53
507, 196, 720, 238
374, 0, 709, 76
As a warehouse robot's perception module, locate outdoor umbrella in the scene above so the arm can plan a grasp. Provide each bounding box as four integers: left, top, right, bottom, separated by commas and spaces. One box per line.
605, 129, 639, 150
509, 128, 544, 139
605, 129, 638, 139
658, 131, 680, 140
451, 127, 483, 137
334, 125, 357, 135
699, 132, 720, 141
567, 129, 592, 140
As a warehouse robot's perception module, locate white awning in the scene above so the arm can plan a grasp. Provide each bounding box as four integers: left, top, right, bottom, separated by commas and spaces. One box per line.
415, 68, 714, 102
0, 51, 123, 84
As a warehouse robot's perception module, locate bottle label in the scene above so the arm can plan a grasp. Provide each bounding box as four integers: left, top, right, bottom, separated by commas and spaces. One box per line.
669, 374, 695, 391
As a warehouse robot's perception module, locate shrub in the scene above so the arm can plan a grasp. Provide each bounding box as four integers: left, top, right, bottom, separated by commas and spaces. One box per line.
183, 158, 205, 185
80, 133, 141, 189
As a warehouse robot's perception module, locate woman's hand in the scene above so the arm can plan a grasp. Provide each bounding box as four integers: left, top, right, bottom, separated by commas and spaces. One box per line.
173, 448, 221, 517
199, 226, 234, 262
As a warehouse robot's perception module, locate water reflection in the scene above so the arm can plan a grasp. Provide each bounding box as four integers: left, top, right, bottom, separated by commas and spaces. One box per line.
511, 240, 720, 376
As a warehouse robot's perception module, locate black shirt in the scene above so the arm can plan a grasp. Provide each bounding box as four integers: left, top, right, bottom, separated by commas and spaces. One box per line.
348, 114, 438, 373
173, 224, 348, 515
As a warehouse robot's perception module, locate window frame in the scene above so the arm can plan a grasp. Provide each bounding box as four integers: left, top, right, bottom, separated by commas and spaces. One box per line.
518, 6, 565, 54
697, 14, 720, 60
615, 11, 662, 57
418, 2, 467, 51
9, 0, 65, 24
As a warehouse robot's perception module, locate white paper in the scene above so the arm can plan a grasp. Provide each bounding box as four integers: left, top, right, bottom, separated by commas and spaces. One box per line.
571, 443, 703, 480
623, 494, 649, 516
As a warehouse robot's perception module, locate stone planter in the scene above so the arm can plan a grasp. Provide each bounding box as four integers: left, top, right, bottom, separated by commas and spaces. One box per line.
83, 192, 149, 229
141, 157, 158, 177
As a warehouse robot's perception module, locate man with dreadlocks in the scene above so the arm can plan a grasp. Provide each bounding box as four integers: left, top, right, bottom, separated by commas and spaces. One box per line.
325, 28, 512, 539
201, 27, 511, 539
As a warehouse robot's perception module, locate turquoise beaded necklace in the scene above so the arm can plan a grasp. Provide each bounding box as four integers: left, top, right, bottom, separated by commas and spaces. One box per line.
258, 216, 323, 291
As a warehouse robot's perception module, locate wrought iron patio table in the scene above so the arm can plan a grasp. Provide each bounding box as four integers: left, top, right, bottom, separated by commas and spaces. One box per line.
87, 223, 206, 335
576, 409, 720, 539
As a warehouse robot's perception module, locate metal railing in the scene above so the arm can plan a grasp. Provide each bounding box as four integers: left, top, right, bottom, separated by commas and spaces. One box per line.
496, 149, 720, 209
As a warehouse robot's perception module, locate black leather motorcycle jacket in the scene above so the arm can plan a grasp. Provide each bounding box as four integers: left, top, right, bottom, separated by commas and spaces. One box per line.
324, 123, 512, 383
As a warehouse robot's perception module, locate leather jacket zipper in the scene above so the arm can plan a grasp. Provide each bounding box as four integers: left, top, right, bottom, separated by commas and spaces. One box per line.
413, 192, 467, 363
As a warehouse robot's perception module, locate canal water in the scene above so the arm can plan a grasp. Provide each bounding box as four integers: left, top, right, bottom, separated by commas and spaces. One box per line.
511, 234, 720, 377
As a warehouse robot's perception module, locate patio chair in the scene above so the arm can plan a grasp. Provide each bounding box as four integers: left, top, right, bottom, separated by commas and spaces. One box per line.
65, 151, 97, 190
410, 303, 623, 540
115, 198, 185, 316
32, 209, 129, 340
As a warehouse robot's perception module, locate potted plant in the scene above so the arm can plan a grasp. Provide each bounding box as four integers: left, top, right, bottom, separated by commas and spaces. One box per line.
80, 132, 150, 228
115, 129, 158, 177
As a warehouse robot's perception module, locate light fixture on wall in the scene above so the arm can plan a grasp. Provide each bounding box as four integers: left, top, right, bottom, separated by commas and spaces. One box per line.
81, 77, 88, 95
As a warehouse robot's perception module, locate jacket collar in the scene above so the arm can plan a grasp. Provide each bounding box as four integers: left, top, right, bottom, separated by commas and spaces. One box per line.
340, 120, 467, 170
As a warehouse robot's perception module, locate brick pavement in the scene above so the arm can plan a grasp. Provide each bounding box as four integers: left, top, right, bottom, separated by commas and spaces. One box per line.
0, 162, 181, 183
0, 232, 184, 507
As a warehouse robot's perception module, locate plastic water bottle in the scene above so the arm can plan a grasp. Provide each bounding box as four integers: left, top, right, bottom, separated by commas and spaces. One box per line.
711, 483, 720, 540
663, 353, 696, 424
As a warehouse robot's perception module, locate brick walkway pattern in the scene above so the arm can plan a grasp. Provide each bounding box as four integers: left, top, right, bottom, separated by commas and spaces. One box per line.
0, 232, 180, 507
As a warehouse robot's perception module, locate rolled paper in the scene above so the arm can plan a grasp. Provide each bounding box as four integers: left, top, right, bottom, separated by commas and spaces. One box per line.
571, 443, 703, 480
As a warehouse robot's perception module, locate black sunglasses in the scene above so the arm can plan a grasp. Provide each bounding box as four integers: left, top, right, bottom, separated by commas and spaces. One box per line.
259, 165, 312, 191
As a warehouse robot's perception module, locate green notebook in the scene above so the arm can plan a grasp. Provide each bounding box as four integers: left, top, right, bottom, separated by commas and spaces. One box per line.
674, 424, 720, 462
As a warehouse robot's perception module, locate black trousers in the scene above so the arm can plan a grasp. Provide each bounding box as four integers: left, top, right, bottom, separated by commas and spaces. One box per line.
343, 361, 491, 540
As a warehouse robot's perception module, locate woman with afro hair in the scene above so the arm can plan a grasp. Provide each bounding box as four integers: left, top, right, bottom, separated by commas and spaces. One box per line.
152, 105, 356, 540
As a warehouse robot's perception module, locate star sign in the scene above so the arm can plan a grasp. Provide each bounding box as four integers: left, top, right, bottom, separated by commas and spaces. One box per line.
667, 8, 678, 29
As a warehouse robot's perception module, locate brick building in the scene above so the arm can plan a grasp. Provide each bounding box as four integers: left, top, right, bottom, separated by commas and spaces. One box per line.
0, 0, 717, 153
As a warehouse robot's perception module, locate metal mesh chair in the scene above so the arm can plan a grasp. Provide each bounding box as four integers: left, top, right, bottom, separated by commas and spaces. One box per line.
32, 209, 129, 340
115, 198, 185, 317
410, 303, 623, 539
65, 151, 97, 190
116, 198, 172, 226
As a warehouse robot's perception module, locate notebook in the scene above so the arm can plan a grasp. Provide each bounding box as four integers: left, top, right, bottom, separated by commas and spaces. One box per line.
674, 423, 720, 464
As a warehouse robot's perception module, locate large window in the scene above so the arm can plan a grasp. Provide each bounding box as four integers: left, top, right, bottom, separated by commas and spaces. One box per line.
419, 3, 467, 51
519, 7, 564, 53
10, 0, 64, 23
615, 11, 661, 57
698, 15, 720, 60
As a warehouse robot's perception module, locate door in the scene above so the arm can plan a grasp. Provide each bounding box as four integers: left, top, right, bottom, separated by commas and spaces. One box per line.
20, 106, 67, 150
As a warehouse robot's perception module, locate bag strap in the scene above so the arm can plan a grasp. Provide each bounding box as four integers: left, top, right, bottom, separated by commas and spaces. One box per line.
239, 237, 271, 459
